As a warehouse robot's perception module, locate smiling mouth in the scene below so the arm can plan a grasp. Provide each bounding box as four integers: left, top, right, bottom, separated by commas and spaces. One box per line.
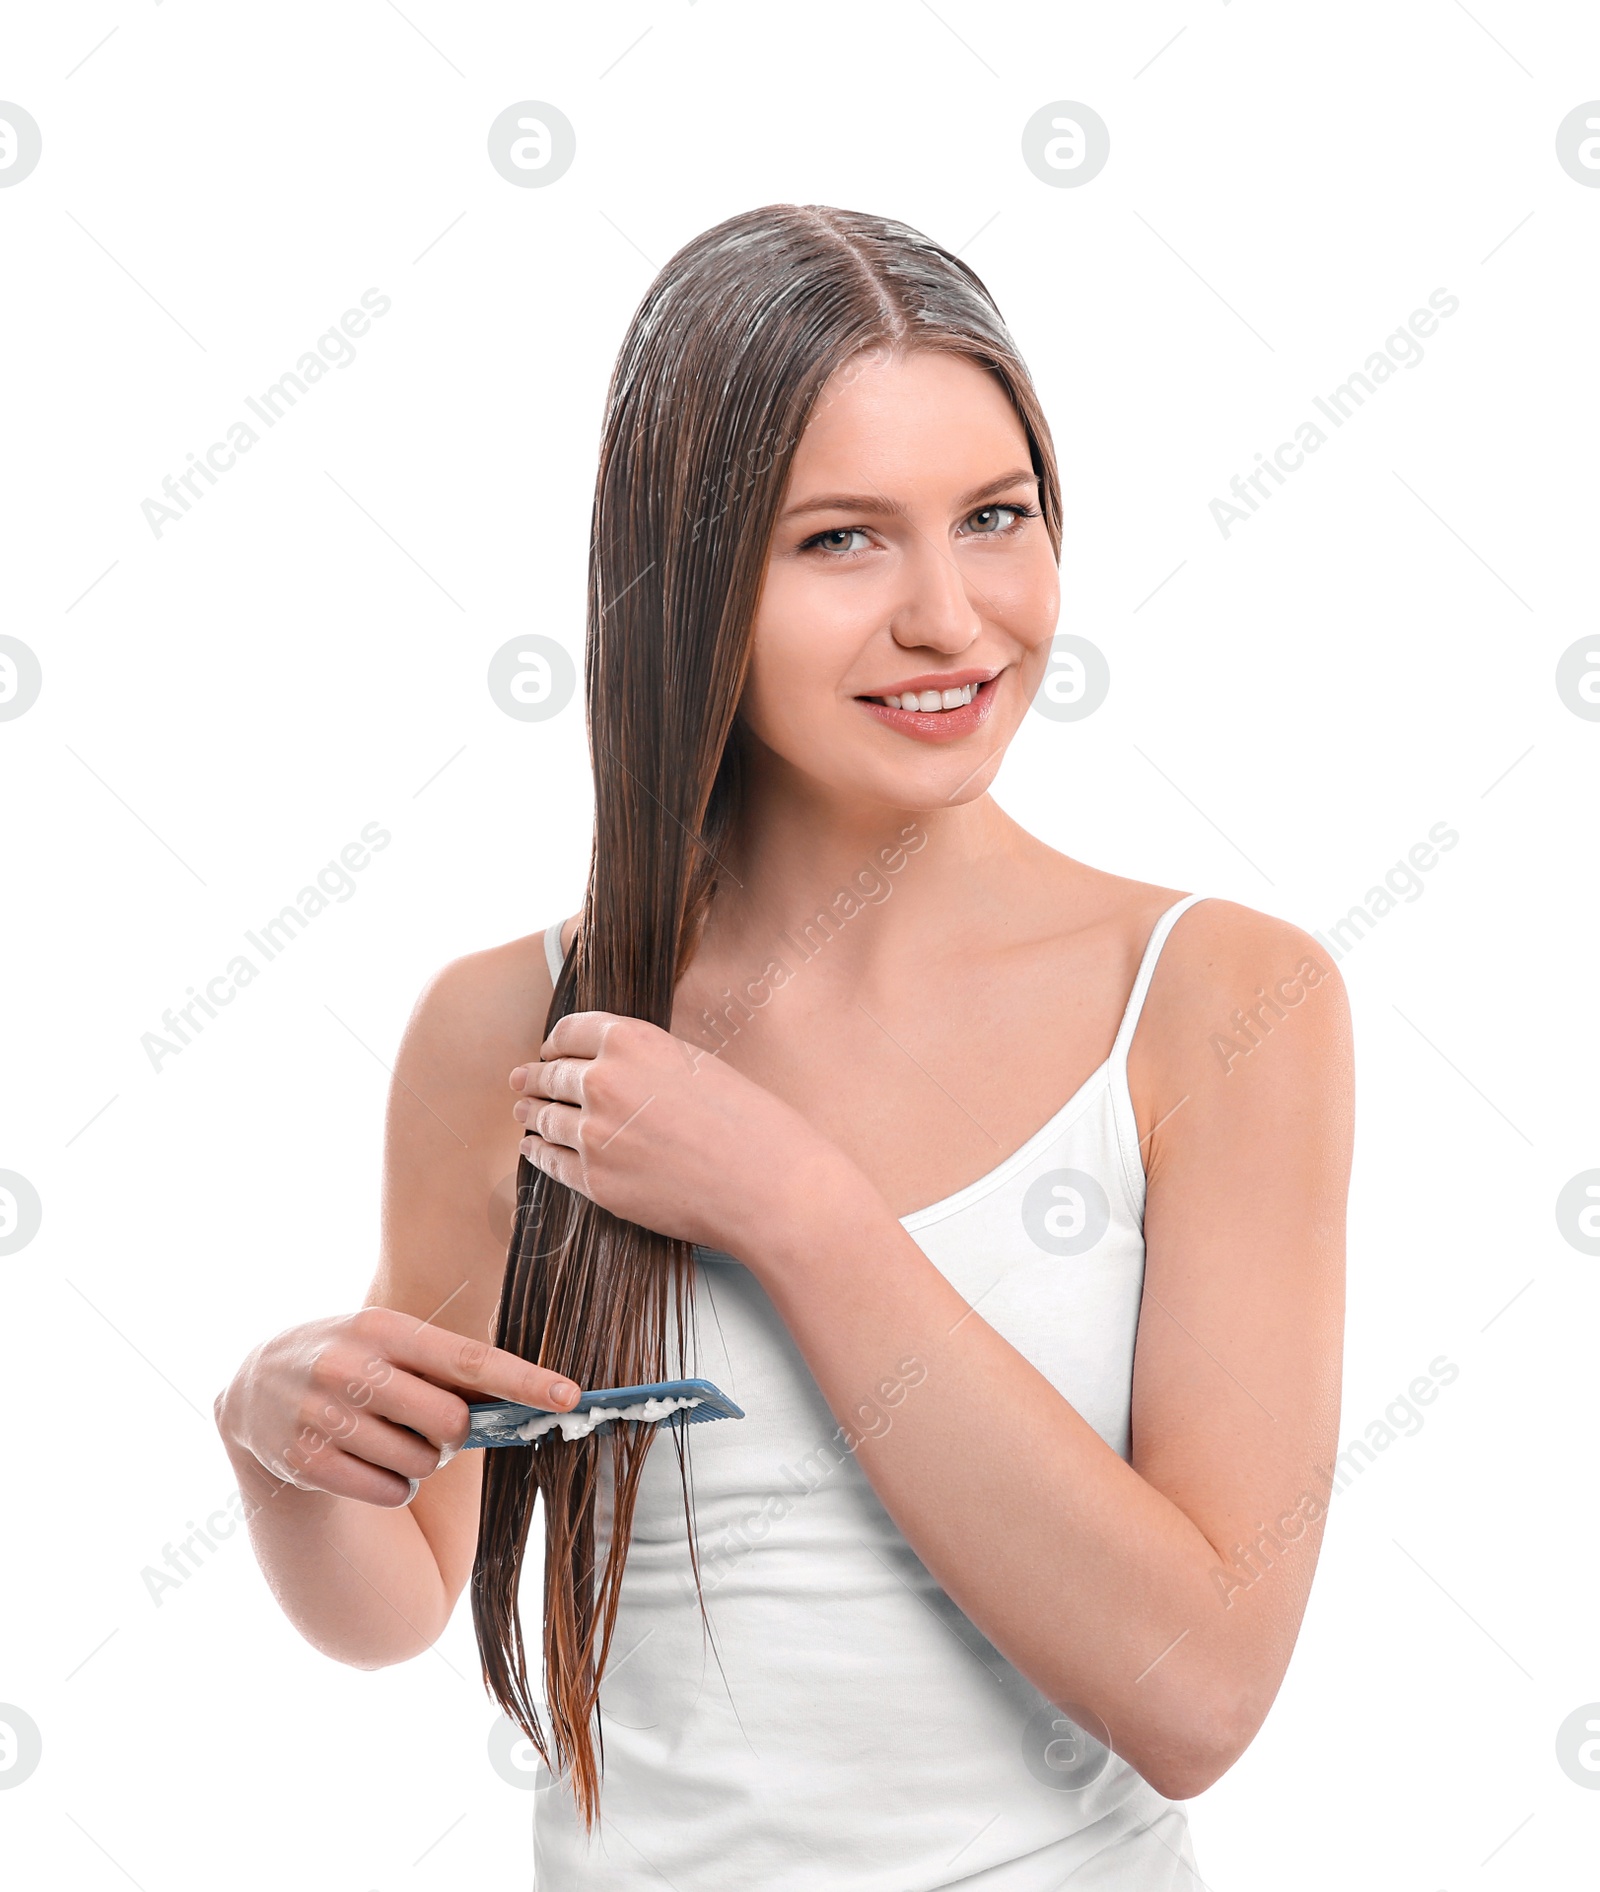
860, 680, 982, 713
853, 673, 1000, 736
851, 677, 998, 711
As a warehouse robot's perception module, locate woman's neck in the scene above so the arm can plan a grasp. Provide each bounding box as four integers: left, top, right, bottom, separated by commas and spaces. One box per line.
703, 770, 1027, 988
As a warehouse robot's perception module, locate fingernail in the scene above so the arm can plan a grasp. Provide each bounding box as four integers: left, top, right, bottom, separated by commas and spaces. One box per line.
550, 1379, 579, 1405
512, 1099, 530, 1123
403, 1477, 422, 1505
509, 1065, 528, 1088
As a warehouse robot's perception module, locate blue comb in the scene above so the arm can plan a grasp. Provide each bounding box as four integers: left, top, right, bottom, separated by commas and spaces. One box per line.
463, 1376, 744, 1448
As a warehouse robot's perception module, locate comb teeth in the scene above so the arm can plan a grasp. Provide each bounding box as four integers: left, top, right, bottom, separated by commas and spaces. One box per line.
463, 1377, 744, 1448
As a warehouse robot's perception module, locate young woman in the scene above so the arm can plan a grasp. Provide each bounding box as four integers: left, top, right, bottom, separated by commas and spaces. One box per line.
215, 204, 1351, 1888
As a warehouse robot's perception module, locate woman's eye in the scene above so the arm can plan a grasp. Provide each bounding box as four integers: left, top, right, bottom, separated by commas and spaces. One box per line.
807, 527, 872, 555
963, 505, 1024, 535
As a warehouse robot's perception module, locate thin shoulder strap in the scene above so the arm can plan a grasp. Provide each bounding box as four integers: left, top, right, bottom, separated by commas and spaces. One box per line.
1109, 892, 1210, 1067
1109, 892, 1210, 1222
543, 918, 567, 984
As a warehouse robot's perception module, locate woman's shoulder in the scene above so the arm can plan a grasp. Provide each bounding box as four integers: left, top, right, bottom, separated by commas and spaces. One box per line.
1055, 865, 1358, 1175
1023, 842, 1338, 993
1116, 880, 1352, 1100
398, 916, 580, 1091
1133, 886, 1348, 1018
1012, 843, 1349, 1061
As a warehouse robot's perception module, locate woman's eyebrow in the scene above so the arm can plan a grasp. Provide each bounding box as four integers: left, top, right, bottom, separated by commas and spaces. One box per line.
780, 467, 1037, 522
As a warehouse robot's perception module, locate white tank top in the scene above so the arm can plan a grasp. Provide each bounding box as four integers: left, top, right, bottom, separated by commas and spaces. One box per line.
531, 895, 1208, 1889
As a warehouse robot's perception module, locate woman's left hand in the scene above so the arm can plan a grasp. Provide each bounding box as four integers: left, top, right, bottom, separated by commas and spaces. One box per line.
510, 1012, 857, 1259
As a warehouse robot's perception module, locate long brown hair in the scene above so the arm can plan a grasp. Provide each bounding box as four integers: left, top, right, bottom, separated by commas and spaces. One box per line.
471, 203, 1063, 1828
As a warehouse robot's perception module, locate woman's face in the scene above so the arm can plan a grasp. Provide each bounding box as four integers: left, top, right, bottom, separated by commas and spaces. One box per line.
740, 347, 1060, 812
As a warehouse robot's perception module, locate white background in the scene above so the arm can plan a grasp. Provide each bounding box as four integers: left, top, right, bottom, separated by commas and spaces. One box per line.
2, 2, 1597, 1886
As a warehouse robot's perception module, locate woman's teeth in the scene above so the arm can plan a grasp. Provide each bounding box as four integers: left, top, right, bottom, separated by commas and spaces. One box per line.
871, 682, 980, 712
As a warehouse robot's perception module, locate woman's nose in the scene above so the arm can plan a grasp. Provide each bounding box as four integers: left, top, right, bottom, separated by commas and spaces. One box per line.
888, 535, 983, 652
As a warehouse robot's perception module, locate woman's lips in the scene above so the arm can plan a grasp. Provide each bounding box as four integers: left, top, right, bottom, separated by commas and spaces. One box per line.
855, 673, 999, 740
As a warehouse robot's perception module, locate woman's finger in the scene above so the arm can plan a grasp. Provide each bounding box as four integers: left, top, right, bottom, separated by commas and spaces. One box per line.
325, 1407, 450, 1481
274, 1432, 423, 1509
520, 1055, 587, 1107
297, 1351, 470, 1453
537, 1011, 610, 1060
262, 1391, 445, 1487
367, 1309, 584, 1412
522, 1134, 585, 1198
525, 1098, 584, 1151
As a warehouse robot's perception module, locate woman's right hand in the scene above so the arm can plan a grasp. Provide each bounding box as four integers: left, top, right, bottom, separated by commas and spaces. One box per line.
214, 1308, 584, 1509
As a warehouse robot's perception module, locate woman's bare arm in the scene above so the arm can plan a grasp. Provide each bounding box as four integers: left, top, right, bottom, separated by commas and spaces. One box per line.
728, 900, 1351, 1800
214, 930, 577, 1668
